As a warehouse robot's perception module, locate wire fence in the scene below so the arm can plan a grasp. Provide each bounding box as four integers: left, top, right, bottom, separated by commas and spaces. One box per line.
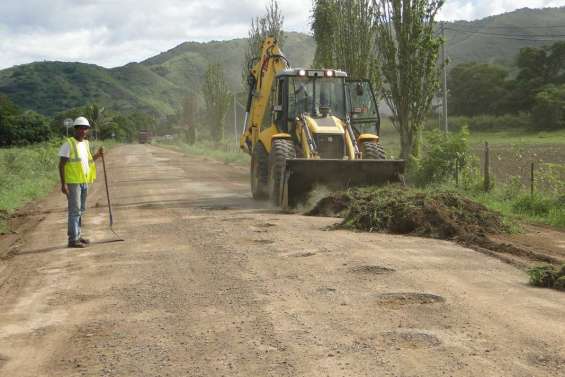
473, 142, 565, 196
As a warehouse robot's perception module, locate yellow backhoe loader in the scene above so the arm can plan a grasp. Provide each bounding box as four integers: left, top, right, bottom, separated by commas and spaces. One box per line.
240, 37, 405, 208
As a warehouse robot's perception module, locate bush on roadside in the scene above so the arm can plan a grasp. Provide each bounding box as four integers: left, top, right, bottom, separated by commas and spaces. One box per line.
411, 126, 476, 186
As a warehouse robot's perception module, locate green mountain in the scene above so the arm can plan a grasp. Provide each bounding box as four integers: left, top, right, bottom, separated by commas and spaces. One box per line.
0, 7, 563, 118
0, 32, 315, 119
445, 6, 565, 67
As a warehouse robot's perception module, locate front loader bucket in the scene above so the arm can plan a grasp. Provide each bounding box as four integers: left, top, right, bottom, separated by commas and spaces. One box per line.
281, 159, 405, 209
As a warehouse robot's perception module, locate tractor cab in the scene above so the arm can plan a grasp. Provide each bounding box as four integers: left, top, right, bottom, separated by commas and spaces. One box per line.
272, 69, 380, 136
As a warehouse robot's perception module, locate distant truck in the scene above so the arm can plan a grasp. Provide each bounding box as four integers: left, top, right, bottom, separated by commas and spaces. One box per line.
139, 130, 152, 144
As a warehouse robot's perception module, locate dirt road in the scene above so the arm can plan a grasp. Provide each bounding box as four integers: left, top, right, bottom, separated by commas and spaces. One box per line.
1, 144, 564, 377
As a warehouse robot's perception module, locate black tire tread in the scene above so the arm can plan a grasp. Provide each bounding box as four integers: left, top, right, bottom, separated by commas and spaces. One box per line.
361, 141, 386, 160
269, 139, 296, 205
251, 142, 269, 199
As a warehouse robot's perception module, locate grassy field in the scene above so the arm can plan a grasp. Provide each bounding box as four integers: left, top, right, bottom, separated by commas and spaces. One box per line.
0, 139, 115, 234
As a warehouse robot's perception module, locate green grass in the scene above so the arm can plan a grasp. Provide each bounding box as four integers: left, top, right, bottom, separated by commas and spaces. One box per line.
468, 128, 565, 146
0, 139, 117, 234
156, 139, 250, 165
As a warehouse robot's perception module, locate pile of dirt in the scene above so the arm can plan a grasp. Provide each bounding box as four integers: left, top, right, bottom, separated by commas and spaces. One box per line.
527, 265, 565, 291
307, 186, 508, 239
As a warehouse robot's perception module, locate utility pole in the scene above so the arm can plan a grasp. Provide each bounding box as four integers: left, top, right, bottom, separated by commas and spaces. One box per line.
441, 21, 448, 133
233, 94, 238, 146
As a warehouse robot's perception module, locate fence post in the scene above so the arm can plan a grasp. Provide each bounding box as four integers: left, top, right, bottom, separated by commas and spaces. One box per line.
483, 142, 491, 192
455, 158, 460, 188
530, 162, 535, 197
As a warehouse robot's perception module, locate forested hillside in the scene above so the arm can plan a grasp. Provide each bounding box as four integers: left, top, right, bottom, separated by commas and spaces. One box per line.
0, 7, 563, 119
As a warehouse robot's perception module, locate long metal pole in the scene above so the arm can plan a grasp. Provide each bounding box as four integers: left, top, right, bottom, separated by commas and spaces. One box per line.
441, 22, 448, 133
101, 153, 113, 227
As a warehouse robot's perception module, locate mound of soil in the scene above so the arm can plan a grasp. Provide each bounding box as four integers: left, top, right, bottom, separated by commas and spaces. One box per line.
307, 186, 508, 239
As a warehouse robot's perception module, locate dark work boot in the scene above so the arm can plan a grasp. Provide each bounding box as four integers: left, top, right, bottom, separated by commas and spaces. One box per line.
68, 240, 87, 248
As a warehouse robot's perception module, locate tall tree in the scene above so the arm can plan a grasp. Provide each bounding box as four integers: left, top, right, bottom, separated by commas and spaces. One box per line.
182, 95, 198, 144
311, 0, 380, 83
84, 103, 116, 140
311, 0, 337, 69
532, 84, 565, 130
202, 64, 231, 142
448, 63, 510, 116
242, 0, 285, 86
373, 0, 444, 161
512, 41, 565, 112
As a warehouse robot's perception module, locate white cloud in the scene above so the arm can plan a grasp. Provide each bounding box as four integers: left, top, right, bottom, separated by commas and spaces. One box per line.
437, 0, 565, 21
0, 0, 563, 69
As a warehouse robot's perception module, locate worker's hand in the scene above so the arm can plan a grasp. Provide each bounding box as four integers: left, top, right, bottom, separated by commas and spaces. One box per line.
98, 146, 104, 157
61, 184, 68, 196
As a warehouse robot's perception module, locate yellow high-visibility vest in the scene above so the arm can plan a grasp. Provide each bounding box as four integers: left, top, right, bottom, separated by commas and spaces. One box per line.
64, 137, 96, 184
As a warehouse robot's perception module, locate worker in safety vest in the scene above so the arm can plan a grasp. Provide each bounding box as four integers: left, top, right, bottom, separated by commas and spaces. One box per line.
58, 116, 104, 248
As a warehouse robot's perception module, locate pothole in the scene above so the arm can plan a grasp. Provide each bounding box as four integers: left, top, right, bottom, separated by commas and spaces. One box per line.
379, 330, 441, 349
253, 239, 275, 244
200, 205, 232, 211
255, 223, 276, 228
0, 354, 8, 367
292, 252, 316, 257
374, 292, 445, 305
349, 265, 395, 274
527, 353, 565, 368
317, 287, 337, 294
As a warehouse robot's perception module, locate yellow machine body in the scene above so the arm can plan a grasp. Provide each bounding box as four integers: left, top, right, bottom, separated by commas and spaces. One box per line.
240, 37, 405, 207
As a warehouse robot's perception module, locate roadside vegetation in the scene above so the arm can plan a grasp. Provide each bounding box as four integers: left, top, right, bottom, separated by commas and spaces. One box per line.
528, 265, 565, 291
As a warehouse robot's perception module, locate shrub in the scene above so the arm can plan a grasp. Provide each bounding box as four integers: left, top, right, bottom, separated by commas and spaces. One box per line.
512, 194, 553, 216
412, 126, 475, 186
532, 84, 565, 130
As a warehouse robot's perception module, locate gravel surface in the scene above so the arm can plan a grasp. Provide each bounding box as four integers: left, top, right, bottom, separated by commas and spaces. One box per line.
0, 144, 564, 376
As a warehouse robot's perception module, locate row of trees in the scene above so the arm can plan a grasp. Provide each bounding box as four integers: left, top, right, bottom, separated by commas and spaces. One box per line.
448, 41, 565, 129
0, 95, 51, 146
0, 94, 156, 147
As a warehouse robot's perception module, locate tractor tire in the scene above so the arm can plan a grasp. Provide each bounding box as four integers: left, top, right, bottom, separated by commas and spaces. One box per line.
268, 139, 296, 206
361, 141, 386, 160
251, 142, 269, 199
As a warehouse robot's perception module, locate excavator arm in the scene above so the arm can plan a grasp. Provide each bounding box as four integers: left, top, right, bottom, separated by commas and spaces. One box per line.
240, 37, 289, 154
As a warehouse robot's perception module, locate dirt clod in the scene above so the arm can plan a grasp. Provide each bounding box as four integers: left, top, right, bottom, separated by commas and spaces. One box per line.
528, 265, 565, 290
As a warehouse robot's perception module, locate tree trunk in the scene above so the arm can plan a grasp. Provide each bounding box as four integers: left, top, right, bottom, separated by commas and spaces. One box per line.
399, 121, 412, 160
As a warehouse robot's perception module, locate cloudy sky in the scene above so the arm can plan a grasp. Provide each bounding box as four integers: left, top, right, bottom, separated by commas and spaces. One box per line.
0, 0, 563, 70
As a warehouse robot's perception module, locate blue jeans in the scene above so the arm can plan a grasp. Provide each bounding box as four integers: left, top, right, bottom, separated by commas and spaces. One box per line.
67, 183, 88, 243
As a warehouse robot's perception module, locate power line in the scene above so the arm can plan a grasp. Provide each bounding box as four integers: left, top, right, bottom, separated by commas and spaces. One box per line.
445, 27, 565, 41
466, 24, 565, 30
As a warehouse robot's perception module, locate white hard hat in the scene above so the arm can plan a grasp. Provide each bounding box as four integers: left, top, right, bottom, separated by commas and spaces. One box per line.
73, 116, 91, 128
